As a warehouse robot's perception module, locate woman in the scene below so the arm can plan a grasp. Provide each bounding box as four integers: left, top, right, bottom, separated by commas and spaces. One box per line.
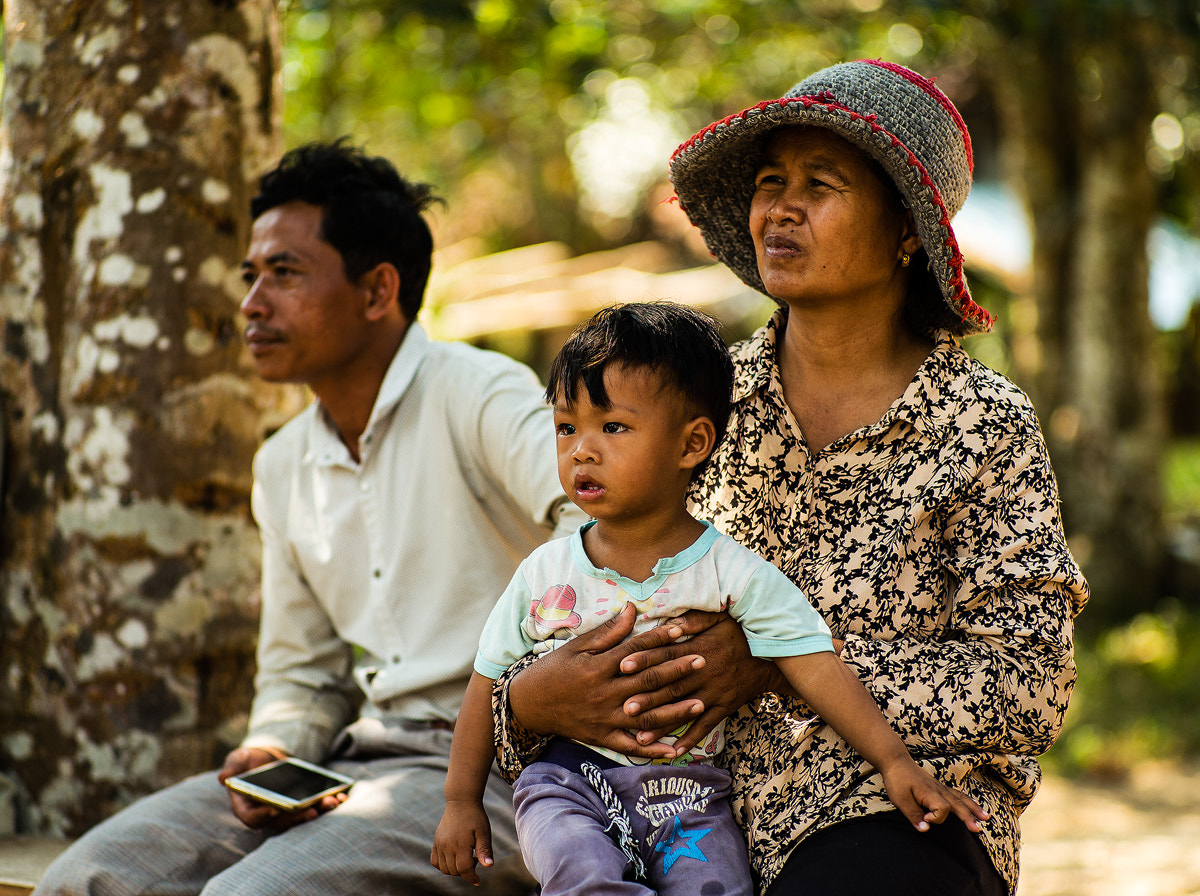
493, 60, 1088, 895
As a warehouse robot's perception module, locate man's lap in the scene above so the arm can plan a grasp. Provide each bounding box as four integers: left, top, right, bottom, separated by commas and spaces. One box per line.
35, 749, 527, 896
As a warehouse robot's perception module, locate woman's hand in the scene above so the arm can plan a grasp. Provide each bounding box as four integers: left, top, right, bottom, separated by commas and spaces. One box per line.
620, 609, 781, 755
509, 603, 777, 759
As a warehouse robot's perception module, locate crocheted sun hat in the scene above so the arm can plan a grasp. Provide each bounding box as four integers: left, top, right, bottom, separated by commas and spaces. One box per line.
669, 59, 994, 334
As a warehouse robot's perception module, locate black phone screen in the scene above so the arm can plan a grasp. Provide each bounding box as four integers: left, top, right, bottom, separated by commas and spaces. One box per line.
240, 763, 346, 801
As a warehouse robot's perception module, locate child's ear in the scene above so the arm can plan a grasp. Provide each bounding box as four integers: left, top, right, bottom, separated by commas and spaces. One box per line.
680, 416, 716, 472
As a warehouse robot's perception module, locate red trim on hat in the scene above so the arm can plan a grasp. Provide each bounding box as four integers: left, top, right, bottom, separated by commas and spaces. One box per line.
671, 92, 995, 331
670, 99, 778, 163
861, 59, 974, 175
800, 97, 993, 329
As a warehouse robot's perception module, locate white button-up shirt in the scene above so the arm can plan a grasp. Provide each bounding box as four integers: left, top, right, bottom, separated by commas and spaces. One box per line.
244, 323, 584, 761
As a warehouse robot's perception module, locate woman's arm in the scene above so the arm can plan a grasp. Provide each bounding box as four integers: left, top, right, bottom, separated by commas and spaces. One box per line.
841, 430, 1088, 757
492, 602, 779, 781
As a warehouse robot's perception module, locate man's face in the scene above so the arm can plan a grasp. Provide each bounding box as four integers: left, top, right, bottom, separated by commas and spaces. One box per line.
239, 200, 374, 390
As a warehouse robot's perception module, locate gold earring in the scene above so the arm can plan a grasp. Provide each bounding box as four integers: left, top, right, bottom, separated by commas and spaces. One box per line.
900, 252, 910, 268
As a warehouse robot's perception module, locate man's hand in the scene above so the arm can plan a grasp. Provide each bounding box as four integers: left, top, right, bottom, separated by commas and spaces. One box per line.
218, 747, 346, 831
509, 603, 777, 759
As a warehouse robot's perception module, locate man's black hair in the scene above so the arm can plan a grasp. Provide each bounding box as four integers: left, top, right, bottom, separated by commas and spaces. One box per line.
251, 139, 441, 320
545, 302, 735, 478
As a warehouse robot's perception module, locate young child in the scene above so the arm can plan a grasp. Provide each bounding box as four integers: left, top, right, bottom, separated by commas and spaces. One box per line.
431, 303, 988, 894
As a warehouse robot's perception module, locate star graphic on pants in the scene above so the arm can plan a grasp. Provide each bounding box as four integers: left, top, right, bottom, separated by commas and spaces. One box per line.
654, 815, 713, 875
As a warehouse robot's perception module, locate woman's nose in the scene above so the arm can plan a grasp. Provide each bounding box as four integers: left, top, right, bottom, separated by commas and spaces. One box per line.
767, 190, 804, 225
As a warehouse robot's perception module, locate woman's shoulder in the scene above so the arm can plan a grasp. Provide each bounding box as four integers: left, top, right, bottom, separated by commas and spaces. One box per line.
929, 337, 1042, 435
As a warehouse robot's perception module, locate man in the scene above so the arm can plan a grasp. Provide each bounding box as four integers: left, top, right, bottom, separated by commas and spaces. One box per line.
36, 142, 584, 894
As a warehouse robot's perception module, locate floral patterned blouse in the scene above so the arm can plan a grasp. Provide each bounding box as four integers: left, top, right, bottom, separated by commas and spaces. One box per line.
494, 308, 1089, 894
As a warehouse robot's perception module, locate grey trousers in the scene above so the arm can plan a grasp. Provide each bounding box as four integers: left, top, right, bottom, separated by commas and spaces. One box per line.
34, 720, 531, 896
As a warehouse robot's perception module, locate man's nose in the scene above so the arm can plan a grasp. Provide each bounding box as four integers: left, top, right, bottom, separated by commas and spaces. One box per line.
240, 275, 267, 318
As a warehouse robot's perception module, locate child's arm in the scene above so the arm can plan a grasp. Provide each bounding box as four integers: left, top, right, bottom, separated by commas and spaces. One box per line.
774, 652, 990, 833
432, 672, 499, 885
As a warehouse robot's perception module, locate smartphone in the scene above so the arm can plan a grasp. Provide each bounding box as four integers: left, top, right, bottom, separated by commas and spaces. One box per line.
224, 757, 355, 811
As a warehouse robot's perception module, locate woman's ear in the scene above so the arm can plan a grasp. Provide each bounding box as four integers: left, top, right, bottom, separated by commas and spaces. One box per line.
680, 416, 717, 472
900, 210, 923, 257
360, 262, 402, 322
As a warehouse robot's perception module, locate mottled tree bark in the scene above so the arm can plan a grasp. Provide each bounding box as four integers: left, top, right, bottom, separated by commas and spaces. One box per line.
0, 0, 297, 835
986, 21, 1165, 622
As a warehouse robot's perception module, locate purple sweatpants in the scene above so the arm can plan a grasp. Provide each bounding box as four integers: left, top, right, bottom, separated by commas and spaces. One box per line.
512, 754, 754, 896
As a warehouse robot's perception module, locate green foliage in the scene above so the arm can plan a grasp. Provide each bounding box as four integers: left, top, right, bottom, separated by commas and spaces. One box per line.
1046, 601, 1200, 776
279, 1, 967, 251
1165, 438, 1200, 522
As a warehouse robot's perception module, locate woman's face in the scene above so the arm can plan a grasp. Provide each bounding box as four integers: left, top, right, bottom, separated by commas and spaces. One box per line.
749, 127, 919, 311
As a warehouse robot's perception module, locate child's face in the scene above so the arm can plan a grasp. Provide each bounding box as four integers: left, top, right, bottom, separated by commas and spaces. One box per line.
553, 365, 698, 523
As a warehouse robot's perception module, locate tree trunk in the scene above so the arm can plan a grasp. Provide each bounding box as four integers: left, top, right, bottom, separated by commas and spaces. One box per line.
0, 0, 296, 836
990, 29, 1165, 623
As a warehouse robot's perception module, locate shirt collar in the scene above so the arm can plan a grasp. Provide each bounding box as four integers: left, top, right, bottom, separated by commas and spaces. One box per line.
307, 322, 432, 466
732, 308, 964, 443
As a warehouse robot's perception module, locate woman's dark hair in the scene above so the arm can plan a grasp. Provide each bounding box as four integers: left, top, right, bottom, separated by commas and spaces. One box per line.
545, 302, 735, 479
251, 139, 441, 319
864, 154, 970, 338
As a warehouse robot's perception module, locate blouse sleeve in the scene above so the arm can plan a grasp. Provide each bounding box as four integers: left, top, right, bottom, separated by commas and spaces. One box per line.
492, 654, 548, 784
839, 426, 1089, 758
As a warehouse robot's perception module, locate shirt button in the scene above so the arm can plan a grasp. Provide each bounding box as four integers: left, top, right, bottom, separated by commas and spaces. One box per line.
373, 569, 382, 578
391, 655, 401, 664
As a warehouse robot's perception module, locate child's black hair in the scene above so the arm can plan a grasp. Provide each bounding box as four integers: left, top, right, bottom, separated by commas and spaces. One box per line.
545, 302, 734, 478
251, 138, 441, 320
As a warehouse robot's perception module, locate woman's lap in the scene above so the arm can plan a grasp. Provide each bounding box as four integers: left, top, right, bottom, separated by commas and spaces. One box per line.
765, 810, 1005, 896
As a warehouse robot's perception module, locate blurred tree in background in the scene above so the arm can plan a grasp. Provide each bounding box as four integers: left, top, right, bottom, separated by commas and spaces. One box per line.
280, 0, 1200, 623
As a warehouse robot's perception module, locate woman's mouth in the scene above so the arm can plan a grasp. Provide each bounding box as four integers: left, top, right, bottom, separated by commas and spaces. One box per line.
763, 233, 802, 257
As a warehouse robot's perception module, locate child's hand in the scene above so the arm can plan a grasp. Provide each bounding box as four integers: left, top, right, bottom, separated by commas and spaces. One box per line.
431, 799, 493, 886
879, 758, 990, 833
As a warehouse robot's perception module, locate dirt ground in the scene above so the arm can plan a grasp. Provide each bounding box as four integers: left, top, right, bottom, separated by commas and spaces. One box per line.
1018, 761, 1200, 895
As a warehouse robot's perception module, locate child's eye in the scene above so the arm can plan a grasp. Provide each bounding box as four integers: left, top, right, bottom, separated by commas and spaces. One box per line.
556, 423, 575, 436
602, 422, 626, 434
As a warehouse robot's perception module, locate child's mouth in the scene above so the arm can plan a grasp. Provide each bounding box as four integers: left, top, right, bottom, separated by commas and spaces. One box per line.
575, 479, 605, 500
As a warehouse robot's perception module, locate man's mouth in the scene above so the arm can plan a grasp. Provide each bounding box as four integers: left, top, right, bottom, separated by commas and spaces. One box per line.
244, 326, 284, 349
